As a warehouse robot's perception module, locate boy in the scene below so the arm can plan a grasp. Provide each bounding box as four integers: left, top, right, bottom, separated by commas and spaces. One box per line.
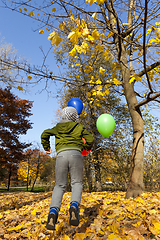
41, 106, 94, 230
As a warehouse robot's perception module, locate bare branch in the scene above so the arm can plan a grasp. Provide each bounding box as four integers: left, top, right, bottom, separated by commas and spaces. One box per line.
135, 92, 160, 109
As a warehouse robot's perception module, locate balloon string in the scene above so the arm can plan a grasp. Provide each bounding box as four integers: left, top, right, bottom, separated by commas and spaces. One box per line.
90, 141, 106, 154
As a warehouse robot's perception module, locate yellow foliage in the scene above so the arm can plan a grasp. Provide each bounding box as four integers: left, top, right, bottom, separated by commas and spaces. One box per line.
39, 29, 44, 34
17, 86, 23, 91
129, 75, 141, 83
27, 76, 32, 80
1, 191, 160, 239
48, 31, 62, 46
107, 31, 114, 38
28, 11, 34, 16
84, 65, 93, 73
86, 0, 96, 6
99, 66, 105, 75
59, 23, 64, 30
96, 44, 104, 52
69, 46, 77, 56
96, 79, 102, 84
68, 31, 79, 45
113, 78, 121, 85
92, 12, 97, 20
97, 0, 105, 4
92, 29, 100, 39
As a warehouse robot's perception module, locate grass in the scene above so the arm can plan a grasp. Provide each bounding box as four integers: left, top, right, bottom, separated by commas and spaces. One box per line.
0, 186, 45, 192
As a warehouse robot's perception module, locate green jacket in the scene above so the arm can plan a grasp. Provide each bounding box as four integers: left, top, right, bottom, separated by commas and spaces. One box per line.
41, 121, 94, 154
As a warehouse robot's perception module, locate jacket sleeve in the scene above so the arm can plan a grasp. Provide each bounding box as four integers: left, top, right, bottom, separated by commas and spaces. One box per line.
82, 128, 94, 151
41, 127, 56, 151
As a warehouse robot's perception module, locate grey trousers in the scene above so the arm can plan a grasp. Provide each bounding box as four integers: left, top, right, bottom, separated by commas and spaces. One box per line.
50, 150, 83, 210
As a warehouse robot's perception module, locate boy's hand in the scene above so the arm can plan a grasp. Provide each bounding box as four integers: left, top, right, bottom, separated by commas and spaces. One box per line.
45, 149, 52, 154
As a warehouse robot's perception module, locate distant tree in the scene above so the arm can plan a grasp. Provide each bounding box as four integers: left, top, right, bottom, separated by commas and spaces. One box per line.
18, 148, 50, 191
0, 87, 33, 190
143, 111, 160, 191
40, 156, 56, 188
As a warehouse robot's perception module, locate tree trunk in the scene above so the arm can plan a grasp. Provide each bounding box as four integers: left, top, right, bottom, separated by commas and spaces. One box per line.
94, 152, 102, 192
120, 46, 144, 198
84, 156, 93, 192
106, 0, 144, 198
27, 167, 29, 191
31, 152, 40, 192
125, 106, 144, 198
7, 166, 12, 191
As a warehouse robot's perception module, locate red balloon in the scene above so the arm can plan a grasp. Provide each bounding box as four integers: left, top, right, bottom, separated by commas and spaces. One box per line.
82, 137, 91, 156
82, 149, 91, 156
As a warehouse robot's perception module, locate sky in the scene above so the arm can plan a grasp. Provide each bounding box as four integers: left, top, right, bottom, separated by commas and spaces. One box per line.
0, 4, 62, 154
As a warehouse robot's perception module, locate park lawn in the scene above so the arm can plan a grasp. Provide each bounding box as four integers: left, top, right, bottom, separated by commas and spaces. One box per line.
0, 191, 160, 239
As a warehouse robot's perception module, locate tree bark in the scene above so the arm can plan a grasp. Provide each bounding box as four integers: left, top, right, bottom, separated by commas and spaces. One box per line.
84, 156, 93, 192
94, 152, 102, 192
120, 45, 144, 198
106, 0, 145, 197
7, 165, 12, 191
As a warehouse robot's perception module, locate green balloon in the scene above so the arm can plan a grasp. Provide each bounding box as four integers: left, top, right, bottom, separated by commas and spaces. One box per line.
96, 113, 115, 138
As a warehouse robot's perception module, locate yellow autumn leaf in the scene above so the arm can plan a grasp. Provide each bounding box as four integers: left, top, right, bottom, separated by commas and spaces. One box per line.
113, 78, 121, 85
62, 234, 70, 240
92, 29, 100, 39
155, 22, 160, 26
28, 76, 32, 80
86, 0, 96, 6
7, 224, 24, 232
59, 23, 64, 30
31, 209, 37, 215
96, 79, 102, 84
19, 8, 22, 13
96, 45, 104, 52
107, 233, 122, 240
92, 12, 97, 20
48, 31, 62, 46
0, 213, 3, 218
149, 39, 156, 43
39, 29, 44, 34
17, 86, 23, 91
24, 8, 27, 11
107, 31, 114, 38
68, 31, 79, 44
82, 26, 89, 37
86, 92, 91, 97
70, 14, 75, 21
52, 8, 56, 12
69, 47, 77, 56
153, 221, 160, 234
28, 11, 34, 16
97, 0, 105, 4
122, 23, 129, 26
99, 66, 105, 75
105, 89, 110, 95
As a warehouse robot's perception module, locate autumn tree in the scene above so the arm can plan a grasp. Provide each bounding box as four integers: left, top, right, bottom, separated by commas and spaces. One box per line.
143, 111, 160, 191
0, 87, 33, 190
40, 156, 56, 189
18, 148, 50, 191
2, 0, 160, 197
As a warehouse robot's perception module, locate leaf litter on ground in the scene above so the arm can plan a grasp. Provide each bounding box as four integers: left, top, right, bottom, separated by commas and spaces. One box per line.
0, 191, 160, 239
